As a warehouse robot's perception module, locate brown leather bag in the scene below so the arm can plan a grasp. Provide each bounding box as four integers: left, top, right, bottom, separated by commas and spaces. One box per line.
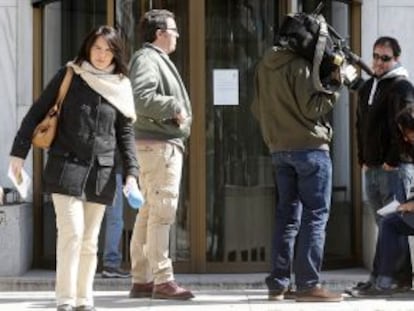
32, 67, 73, 149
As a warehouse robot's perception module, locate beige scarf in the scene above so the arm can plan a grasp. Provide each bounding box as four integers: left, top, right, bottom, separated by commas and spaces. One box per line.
67, 61, 136, 122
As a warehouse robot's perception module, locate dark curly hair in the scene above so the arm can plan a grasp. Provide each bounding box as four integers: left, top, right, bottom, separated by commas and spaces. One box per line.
396, 105, 414, 159
397, 105, 414, 132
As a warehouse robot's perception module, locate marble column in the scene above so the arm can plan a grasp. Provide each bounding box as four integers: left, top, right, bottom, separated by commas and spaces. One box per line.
0, 0, 33, 199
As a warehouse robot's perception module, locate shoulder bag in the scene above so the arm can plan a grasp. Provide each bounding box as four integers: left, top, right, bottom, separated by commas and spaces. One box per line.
32, 67, 73, 149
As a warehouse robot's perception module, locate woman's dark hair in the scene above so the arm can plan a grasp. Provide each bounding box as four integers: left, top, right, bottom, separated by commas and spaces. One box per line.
74, 25, 128, 75
373, 36, 401, 57
397, 105, 414, 131
140, 9, 175, 43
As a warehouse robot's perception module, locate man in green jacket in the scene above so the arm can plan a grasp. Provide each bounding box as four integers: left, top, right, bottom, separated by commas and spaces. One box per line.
128, 9, 193, 300
251, 26, 343, 302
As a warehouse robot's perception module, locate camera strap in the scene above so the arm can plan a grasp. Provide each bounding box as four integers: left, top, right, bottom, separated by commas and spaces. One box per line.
312, 15, 333, 95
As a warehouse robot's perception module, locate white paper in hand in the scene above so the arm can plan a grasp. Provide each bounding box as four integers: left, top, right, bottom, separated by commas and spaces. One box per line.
377, 199, 400, 216
7, 165, 31, 199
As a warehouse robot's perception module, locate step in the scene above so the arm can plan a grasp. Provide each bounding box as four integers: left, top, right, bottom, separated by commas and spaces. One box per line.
0, 268, 369, 291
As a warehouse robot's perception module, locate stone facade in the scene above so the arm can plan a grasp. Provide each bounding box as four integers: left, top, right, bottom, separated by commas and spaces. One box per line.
0, 203, 33, 276
0, 0, 33, 191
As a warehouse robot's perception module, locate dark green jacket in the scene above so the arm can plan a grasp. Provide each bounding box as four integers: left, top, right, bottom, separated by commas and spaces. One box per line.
129, 43, 192, 149
251, 47, 340, 152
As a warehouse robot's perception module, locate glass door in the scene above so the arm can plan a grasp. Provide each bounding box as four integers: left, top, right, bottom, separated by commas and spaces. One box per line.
205, 0, 356, 271
115, 0, 191, 269
34, 0, 356, 271
205, 0, 280, 271
40, 0, 108, 267
299, 0, 355, 267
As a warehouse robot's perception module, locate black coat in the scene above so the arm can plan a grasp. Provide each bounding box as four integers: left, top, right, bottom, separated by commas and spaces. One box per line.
356, 76, 414, 167
10, 67, 139, 205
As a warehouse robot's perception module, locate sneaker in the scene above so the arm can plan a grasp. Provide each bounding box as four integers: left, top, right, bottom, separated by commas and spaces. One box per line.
57, 305, 73, 311
295, 285, 343, 302
101, 266, 130, 278
129, 282, 154, 298
344, 280, 372, 295
394, 285, 412, 293
349, 285, 395, 298
153, 281, 194, 300
397, 280, 412, 291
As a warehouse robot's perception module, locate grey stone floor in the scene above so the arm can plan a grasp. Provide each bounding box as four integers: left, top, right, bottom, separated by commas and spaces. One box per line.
1, 268, 414, 310
1, 289, 414, 311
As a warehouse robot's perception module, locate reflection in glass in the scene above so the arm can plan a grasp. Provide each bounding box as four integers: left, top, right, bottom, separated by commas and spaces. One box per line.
116, 0, 190, 262
206, 0, 354, 267
42, 0, 107, 267
206, 0, 278, 263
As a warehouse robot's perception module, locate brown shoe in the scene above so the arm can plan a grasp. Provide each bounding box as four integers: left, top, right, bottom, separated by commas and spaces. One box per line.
129, 282, 154, 298
295, 285, 343, 302
284, 288, 296, 300
268, 287, 287, 301
268, 287, 296, 301
153, 281, 194, 300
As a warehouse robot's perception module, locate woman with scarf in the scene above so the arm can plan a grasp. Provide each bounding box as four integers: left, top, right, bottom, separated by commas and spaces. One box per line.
9, 26, 139, 311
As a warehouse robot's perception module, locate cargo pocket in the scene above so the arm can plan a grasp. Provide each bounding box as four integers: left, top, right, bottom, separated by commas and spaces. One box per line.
59, 159, 89, 193
154, 189, 179, 224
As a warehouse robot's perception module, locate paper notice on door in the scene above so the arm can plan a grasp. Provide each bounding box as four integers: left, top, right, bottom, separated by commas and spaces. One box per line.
7, 165, 31, 199
213, 69, 239, 106
377, 199, 400, 216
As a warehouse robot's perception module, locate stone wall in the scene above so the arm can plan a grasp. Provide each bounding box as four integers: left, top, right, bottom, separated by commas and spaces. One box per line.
0, 203, 33, 276
0, 0, 33, 193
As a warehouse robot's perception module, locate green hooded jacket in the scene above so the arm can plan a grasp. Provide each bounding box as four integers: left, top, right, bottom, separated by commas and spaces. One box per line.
251, 47, 340, 152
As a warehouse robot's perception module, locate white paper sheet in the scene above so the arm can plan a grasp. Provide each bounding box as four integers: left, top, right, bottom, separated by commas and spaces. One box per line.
377, 199, 400, 216
7, 165, 31, 200
213, 69, 239, 106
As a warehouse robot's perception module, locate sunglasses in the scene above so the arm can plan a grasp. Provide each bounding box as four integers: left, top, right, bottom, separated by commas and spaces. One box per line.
373, 53, 393, 62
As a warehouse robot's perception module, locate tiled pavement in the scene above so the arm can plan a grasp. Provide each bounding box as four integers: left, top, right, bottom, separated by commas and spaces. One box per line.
1, 268, 414, 310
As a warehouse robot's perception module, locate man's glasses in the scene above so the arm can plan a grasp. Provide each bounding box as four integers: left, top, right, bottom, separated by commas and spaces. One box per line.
373, 53, 393, 62
164, 27, 179, 35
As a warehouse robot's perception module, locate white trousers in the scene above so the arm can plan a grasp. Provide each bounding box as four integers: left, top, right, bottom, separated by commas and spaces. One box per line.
52, 193, 105, 307
130, 142, 183, 285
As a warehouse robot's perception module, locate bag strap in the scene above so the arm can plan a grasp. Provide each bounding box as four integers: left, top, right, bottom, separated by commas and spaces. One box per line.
55, 67, 74, 112
312, 14, 333, 94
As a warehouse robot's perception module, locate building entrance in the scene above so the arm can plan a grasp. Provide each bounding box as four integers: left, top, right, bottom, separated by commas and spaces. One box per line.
33, 0, 357, 272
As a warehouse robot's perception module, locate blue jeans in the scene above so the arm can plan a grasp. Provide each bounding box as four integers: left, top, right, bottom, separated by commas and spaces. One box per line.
103, 174, 124, 268
268, 150, 332, 290
365, 165, 414, 223
376, 213, 414, 288
365, 165, 414, 285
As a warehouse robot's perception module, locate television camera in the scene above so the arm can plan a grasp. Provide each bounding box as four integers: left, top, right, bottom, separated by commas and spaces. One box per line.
276, 2, 373, 93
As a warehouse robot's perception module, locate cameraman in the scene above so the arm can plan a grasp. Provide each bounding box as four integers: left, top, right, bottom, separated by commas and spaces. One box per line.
251, 28, 343, 302
352, 36, 414, 296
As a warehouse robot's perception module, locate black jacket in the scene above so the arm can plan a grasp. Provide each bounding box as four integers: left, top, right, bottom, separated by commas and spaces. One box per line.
357, 74, 414, 167
10, 67, 139, 205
